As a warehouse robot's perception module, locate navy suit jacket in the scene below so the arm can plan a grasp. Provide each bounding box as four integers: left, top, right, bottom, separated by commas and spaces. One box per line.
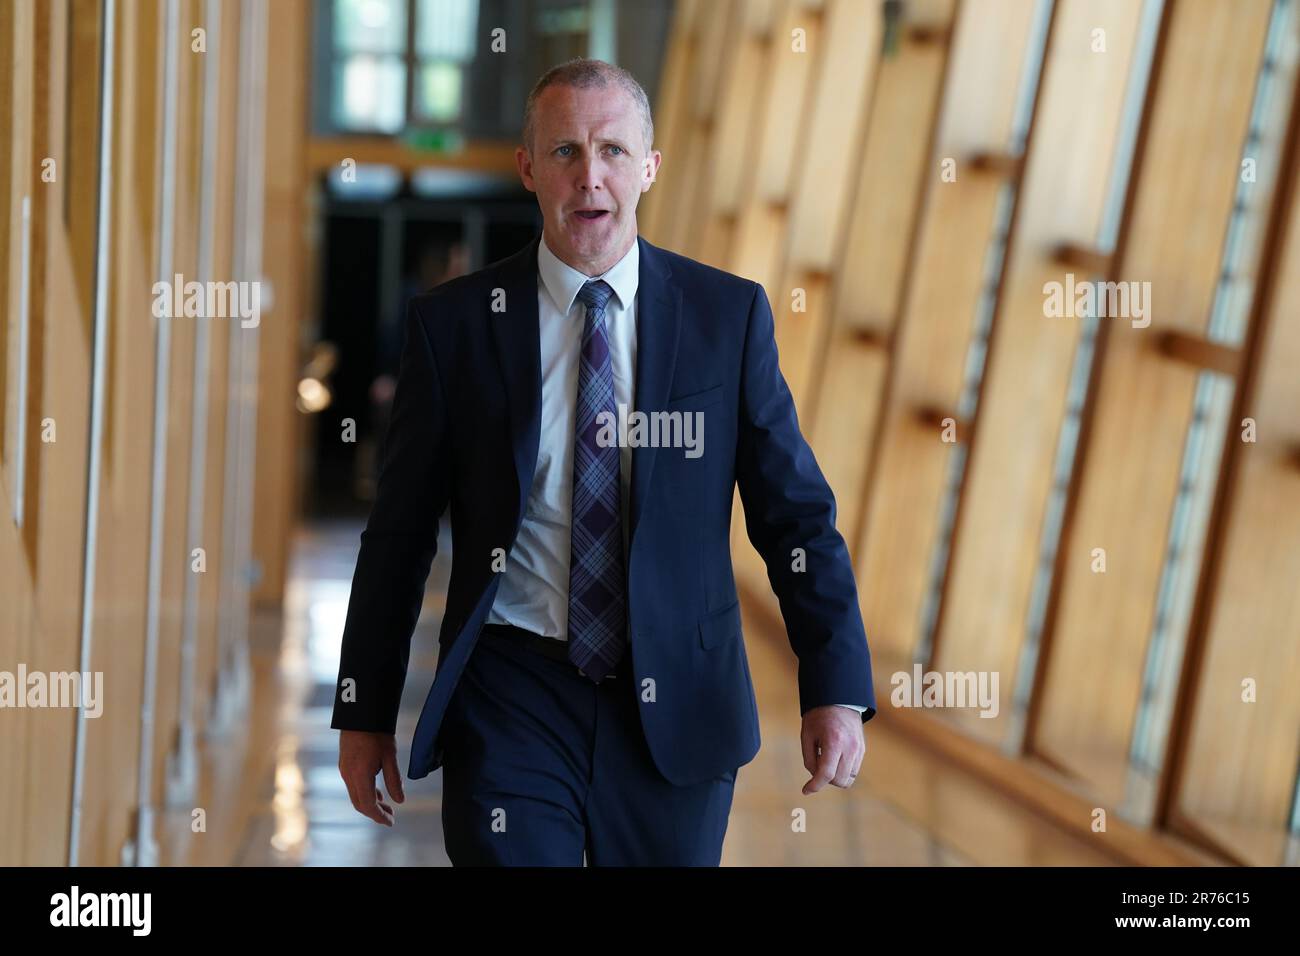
330, 233, 876, 787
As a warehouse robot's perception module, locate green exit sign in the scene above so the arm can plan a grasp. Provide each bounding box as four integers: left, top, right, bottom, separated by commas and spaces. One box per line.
402, 129, 467, 153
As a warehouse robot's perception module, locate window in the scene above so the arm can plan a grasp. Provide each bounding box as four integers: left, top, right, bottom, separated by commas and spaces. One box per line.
321, 0, 480, 134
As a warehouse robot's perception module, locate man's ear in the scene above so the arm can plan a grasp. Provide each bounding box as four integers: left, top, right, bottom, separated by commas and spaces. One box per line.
516, 145, 537, 192
642, 150, 662, 191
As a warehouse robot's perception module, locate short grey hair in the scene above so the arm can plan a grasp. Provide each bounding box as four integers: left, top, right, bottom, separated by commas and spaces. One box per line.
522, 58, 654, 156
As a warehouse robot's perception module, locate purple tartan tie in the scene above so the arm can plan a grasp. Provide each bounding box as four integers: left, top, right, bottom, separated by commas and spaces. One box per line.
567, 279, 627, 682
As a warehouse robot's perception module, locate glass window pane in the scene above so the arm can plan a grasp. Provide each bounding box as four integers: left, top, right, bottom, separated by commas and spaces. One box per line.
415, 61, 463, 123
415, 0, 479, 60
332, 55, 407, 133
334, 0, 408, 55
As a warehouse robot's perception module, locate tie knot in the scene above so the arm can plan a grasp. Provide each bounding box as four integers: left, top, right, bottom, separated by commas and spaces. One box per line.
577, 279, 615, 314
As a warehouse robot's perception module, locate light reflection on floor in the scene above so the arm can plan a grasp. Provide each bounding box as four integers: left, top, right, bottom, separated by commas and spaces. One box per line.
237, 518, 452, 866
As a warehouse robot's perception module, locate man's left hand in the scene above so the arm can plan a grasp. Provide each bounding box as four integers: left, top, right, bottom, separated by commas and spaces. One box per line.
800, 705, 865, 794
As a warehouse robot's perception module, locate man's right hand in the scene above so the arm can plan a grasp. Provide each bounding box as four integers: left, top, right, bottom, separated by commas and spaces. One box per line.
338, 729, 406, 827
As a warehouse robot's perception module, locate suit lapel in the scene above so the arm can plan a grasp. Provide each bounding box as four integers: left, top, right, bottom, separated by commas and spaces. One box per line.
488, 236, 543, 536
629, 235, 682, 550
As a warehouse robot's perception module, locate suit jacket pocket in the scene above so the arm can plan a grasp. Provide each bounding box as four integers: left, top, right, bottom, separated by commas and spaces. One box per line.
698, 598, 742, 650
667, 383, 723, 412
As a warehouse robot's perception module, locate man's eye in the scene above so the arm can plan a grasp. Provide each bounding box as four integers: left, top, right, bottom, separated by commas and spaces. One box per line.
607, 145, 624, 156
556, 145, 572, 156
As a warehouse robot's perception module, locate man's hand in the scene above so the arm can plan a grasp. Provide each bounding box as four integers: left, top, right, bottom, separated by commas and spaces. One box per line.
800, 705, 865, 794
339, 730, 406, 826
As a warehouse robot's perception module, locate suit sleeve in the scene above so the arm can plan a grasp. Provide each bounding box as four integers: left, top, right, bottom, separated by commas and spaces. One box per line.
330, 298, 451, 734
735, 282, 877, 723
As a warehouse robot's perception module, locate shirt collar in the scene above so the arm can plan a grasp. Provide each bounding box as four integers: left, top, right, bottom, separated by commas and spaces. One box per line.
538, 233, 639, 316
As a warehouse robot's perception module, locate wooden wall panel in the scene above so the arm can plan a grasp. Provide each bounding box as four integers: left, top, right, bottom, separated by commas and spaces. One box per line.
636, 0, 696, 241
834, 0, 954, 339
252, 0, 311, 608
0, 0, 297, 866
17, 0, 51, 567
661, 0, 741, 258
0, 0, 38, 868
1, 1, 33, 500
807, 342, 887, 543
1032, 0, 1273, 806
151, 0, 202, 817
195, 0, 243, 731
0, 0, 13, 862
934, 0, 1147, 745
0, 0, 13, 399
855, 0, 1043, 670
783, 1, 879, 273
771, 0, 880, 410
1168, 6, 1300, 866
726, 0, 819, 290
689, 7, 768, 267
808, 0, 956, 549
67, 0, 103, 338
19, 0, 91, 868
77, 0, 164, 868
751, 1, 818, 207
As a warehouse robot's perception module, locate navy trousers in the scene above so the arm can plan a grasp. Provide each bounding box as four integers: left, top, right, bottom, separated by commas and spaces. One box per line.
439, 626, 738, 866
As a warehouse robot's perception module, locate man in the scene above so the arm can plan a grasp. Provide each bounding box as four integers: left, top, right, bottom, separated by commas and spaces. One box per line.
332, 58, 876, 866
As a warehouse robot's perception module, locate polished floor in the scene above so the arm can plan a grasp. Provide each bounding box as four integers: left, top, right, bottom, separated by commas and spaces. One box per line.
218, 520, 1111, 866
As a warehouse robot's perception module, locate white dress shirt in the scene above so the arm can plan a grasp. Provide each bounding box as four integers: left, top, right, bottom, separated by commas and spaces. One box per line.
483, 235, 866, 716
486, 234, 638, 638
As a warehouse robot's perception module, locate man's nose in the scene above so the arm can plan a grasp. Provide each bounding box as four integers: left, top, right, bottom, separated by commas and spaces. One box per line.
574, 155, 603, 191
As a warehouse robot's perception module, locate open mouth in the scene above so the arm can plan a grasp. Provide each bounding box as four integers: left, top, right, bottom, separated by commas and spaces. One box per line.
574, 210, 610, 221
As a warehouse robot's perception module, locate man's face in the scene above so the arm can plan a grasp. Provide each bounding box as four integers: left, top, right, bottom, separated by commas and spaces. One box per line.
516, 83, 662, 276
